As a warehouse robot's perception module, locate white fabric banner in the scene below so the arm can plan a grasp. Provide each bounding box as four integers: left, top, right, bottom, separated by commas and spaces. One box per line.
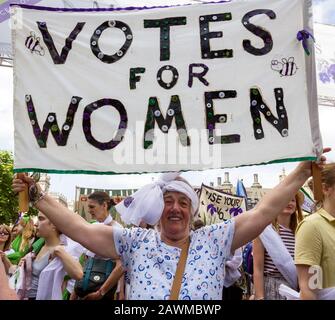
1, 0, 196, 56
197, 184, 246, 224
315, 22, 335, 106
0, 0, 117, 56
12, 0, 322, 174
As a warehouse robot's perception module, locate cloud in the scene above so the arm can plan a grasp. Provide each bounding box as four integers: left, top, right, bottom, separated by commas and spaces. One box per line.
313, 0, 335, 24
0, 68, 14, 150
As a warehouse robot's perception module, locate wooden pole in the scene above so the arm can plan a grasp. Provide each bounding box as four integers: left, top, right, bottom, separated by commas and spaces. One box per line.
312, 163, 323, 201
17, 173, 29, 213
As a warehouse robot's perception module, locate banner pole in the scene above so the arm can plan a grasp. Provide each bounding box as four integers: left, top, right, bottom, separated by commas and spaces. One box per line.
17, 173, 29, 213
311, 163, 323, 201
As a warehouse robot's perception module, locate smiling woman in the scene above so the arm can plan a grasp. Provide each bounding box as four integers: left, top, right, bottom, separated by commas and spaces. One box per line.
11, 153, 330, 300
0, 224, 12, 274
160, 192, 193, 242
0, 224, 11, 252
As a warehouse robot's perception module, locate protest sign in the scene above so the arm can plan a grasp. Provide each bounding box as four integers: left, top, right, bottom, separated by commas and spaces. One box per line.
197, 184, 246, 224
12, 0, 322, 174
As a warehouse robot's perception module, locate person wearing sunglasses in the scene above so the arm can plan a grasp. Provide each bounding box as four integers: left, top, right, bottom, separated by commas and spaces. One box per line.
0, 225, 14, 275
0, 225, 11, 252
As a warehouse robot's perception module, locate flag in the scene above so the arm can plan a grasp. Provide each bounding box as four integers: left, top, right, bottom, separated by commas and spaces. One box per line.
236, 179, 248, 210
236, 179, 248, 199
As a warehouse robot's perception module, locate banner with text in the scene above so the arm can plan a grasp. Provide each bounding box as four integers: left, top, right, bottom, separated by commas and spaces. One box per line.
12, 0, 322, 174
197, 184, 247, 224
1, 1, 199, 57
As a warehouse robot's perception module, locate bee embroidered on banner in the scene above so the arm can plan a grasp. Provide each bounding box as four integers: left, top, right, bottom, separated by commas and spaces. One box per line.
271, 57, 298, 76
25, 32, 45, 56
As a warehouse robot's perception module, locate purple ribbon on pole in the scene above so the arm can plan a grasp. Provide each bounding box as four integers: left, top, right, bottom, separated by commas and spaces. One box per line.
297, 29, 315, 56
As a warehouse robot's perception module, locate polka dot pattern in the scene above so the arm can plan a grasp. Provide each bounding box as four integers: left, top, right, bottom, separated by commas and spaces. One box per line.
113, 220, 235, 300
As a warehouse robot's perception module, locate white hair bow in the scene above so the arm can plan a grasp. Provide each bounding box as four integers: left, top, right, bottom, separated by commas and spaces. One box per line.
115, 172, 199, 226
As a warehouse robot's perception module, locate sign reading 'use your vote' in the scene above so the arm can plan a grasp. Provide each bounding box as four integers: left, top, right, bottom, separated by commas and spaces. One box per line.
12, 0, 322, 174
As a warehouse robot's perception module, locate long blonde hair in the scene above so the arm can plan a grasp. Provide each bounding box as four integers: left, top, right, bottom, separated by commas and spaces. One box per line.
19, 218, 35, 251
272, 193, 304, 234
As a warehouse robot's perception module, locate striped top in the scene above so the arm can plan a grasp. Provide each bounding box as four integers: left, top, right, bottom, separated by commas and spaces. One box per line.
264, 225, 295, 275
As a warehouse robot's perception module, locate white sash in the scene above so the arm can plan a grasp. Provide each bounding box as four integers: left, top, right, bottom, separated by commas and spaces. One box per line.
259, 225, 298, 290
36, 256, 66, 300
279, 284, 335, 300
223, 248, 242, 288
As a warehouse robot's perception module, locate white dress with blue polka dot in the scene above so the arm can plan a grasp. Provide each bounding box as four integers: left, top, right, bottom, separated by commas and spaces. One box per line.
113, 219, 235, 300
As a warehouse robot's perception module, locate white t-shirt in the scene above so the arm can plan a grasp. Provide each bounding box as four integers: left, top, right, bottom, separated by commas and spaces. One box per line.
113, 219, 235, 300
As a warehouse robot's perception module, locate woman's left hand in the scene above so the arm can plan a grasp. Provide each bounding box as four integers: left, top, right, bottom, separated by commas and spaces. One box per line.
51, 245, 66, 258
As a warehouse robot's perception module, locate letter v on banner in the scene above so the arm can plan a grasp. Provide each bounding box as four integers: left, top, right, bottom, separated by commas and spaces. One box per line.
37, 21, 85, 64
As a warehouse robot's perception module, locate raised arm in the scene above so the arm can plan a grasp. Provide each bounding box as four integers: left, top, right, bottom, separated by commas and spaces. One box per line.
13, 177, 119, 260
231, 149, 329, 252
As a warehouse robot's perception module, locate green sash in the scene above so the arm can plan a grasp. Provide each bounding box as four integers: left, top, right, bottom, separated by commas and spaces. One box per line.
7, 236, 45, 264
7, 235, 30, 264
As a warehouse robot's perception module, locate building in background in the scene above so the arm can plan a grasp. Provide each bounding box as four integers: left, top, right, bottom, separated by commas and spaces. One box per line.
207, 169, 314, 210
74, 169, 302, 221
39, 173, 50, 193
45, 168, 314, 222
67, 200, 75, 212
40, 173, 68, 207
49, 192, 68, 208
75, 186, 138, 222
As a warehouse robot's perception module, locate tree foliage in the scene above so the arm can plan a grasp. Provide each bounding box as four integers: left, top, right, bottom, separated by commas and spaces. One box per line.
0, 150, 18, 224
0, 150, 37, 225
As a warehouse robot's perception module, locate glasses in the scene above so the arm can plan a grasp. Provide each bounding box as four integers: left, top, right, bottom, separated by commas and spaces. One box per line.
0, 232, 9, 236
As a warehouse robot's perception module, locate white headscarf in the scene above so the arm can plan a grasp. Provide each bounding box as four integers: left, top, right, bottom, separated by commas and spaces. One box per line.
115, 172, 199, 226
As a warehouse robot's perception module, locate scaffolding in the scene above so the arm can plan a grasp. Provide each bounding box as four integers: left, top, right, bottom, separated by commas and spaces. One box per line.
0, 54, 13, 68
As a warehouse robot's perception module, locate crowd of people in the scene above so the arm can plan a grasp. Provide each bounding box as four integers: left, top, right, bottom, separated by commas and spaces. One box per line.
1, 153, 335, 300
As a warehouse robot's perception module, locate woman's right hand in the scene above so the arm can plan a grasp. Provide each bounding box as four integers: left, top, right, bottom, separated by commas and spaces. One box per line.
12, 175, 43, 205
12, 174, 35, 194
297, 147, 331, 177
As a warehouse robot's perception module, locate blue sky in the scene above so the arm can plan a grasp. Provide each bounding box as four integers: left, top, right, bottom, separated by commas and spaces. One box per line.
313, 0, 335, 25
